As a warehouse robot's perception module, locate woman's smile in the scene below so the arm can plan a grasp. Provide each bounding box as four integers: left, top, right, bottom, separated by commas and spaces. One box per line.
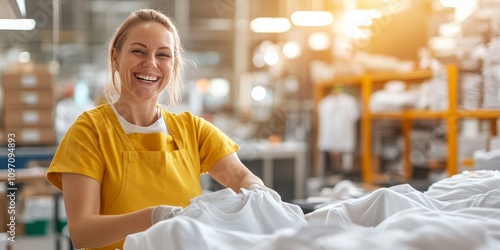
134, 73, 159, 83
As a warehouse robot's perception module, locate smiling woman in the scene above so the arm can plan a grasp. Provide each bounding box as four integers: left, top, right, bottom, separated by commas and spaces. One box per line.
106, 10, 185, 108
111, 21, 176, 125
45, 8, 274, 250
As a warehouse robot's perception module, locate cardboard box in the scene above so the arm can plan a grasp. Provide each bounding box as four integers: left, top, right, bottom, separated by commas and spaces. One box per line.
2, 72, 53, 91
3, 89, 55, 109
3, 108, 54, 127
0, 191, 7, 233
2, 127, 56, 146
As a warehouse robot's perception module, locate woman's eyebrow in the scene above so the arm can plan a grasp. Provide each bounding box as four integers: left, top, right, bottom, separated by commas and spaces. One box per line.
130, 42, 172, 51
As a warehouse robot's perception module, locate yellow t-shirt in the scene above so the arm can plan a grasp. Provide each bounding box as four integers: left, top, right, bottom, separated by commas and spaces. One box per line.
47, 103, 239, 250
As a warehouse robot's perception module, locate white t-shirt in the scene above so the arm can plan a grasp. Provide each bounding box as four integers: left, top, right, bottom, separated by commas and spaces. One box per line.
124, 216, 289, 250
306, 182, 500, 227
110, 104, 169, 134
258, 207, 500, 250
177, 188, 306, 234
425, 170, 500, 202
124, 188, 307, 249
317, 93, 359, 152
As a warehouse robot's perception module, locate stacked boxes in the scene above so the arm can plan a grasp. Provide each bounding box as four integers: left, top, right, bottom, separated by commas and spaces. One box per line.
1, 68, 56, 146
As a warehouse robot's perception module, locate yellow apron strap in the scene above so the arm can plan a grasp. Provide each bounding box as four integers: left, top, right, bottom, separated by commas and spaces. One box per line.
161, 108, 184, 150
101, 103, 136, 151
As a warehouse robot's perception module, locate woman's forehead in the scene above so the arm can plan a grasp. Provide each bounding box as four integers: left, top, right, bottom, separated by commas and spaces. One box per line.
124, 21, 175, 47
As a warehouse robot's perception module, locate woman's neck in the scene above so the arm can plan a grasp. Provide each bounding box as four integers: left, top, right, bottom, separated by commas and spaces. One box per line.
113, 99, 159, 127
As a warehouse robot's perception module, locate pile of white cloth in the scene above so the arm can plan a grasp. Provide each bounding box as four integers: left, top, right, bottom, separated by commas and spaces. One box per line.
124, 188, 306, 249
473, 150, 500, 171
124, 170, 500, 250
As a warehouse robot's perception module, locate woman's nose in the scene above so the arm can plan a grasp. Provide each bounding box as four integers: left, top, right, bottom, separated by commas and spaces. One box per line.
142, 55, 157, 69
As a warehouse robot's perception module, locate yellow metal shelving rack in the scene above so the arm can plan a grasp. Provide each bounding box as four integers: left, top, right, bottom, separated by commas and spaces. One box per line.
314, 64, 500, 183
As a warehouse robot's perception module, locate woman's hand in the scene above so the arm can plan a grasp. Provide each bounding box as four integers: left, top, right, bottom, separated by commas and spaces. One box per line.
151, 205, 183, 224
62, 173, 154, 248
247, 182, 281, 201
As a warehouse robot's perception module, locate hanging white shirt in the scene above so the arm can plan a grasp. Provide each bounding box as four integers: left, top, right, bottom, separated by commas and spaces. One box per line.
317, 92, 360, 152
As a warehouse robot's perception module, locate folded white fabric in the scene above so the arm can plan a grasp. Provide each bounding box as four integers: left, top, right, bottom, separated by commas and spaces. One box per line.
320, 180, 366, 199
473, 149, 500, 171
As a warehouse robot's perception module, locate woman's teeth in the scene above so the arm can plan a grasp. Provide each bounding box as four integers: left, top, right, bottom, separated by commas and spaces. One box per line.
135, 74, 158, 82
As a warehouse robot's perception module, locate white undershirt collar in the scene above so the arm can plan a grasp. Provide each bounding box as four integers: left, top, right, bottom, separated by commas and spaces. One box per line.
110, 104, 169, 135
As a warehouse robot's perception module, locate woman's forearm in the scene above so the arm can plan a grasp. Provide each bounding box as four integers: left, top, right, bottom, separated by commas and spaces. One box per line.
69, 207, 154, 249
239, 173, 264, 190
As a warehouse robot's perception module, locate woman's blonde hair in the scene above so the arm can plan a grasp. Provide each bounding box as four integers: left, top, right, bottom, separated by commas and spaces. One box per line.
104, 9, 186, 106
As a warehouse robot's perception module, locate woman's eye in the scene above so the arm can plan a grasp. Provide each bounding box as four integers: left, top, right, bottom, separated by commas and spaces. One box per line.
158, 53, 171, 58
132, 50, 144, 54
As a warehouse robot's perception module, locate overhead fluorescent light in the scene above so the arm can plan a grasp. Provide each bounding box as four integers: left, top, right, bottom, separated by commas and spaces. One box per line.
16, 0, 26, 17
250, 17, 291, 33
0, 19, 36, 30
291, 11, 333, 27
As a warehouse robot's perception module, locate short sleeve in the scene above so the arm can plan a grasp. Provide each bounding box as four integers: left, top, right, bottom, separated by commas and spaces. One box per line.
46, 113, 105, 191
194, 116, 239, 173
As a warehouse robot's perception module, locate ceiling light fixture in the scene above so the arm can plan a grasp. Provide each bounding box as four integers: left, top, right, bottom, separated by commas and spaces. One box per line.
291, 11, 333, 27
16, 0, 26, 17
250, 0, 291, 33
250, 17, 291, 33
291, 0, 333, 27
0, 19, 36, 30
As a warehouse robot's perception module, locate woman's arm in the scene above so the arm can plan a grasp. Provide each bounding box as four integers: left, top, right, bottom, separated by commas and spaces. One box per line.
208, 152, 264, 192
62, 173, 154, 249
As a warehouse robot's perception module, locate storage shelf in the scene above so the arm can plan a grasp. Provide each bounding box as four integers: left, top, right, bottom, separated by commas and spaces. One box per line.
316, 75, 363, 87
371, 110, 448, 119
314, 64, 499, 184
457, 110, 500, 118
369, 69, 433, 82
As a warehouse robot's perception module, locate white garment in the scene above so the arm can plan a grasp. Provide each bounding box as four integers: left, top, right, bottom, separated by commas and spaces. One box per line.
306, 183, 500, 227
124, 188, 307, 249
110, 104, 169, 134
473, 149, 500, 171
124, 216, 283, 250
177, 188, 306, 234
317, 93, 359, 152
124, 171, 500, 250
369, 80, 421, 112
424, 170, 500, 202
258, 207, 500, 250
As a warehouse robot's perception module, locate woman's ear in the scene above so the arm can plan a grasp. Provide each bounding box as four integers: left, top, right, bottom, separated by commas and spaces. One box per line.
111, 48, 119, 70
